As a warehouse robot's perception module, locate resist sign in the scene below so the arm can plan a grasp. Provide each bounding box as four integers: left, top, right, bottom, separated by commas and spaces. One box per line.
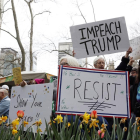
56, 66, 130, 118
9, 83, 53, 133
70, 17, 130, 59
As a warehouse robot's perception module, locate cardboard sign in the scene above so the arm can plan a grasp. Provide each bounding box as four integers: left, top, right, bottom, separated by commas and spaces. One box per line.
130, 36, 140, 60
12, 67, 22, 85
56, 66, 130, 118
9, 83, 53, 133
70, 17, 130, 59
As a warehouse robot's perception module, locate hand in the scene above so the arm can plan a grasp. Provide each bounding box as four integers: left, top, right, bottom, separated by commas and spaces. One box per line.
125, 47, 132, 58
128, 57, 134, 66
20, 80, 27, 87
72, 50, 76, 57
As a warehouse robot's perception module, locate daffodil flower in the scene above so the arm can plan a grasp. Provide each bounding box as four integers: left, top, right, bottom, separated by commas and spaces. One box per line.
35, 119, 42, 126
89, 119, 99, 128
54, 115, 63, 124
37, 128, 42, 133
23, 121, 28, 127
12, 129, 18, 135
82, 112, 90, 121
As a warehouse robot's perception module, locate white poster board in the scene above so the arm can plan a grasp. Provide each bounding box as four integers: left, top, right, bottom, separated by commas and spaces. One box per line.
70, 17, 130, 59
130, 36, 140, 60
56, 66, 130, 118
9, 83, 53, 133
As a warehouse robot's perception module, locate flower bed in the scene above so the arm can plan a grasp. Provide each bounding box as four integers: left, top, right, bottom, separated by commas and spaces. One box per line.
0, 110, 140, 140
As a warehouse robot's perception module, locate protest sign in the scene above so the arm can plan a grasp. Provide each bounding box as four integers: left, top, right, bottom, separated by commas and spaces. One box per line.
130, 36, 140, 60
56, 65, 130, 118
9, 83, 53, 133
12, 67, 22, 85
70, 17, 130, 59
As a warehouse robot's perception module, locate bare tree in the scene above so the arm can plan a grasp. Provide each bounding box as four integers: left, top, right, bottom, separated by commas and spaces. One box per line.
1, 0, 51, 71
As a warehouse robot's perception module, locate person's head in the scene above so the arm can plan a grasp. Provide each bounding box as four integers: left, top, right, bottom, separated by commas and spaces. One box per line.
130, 68, 138, 77
2, 85, 9, 91
93, 57, 105, 69
60, 55, 79, 67
0, 88, 8, 100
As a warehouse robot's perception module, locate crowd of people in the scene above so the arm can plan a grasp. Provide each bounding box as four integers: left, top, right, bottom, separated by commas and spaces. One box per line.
0, 47, 140, 138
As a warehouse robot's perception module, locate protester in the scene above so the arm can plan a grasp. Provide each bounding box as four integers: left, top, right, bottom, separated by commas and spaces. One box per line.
130, 61, 140, 117
0, 86, 11, 121
1, 85, 9, 96
19, 79, 45, 87
130, 67, 138, 77
93, 47, 133, 72
60, 55, 79, 67
93, 47, 134, 137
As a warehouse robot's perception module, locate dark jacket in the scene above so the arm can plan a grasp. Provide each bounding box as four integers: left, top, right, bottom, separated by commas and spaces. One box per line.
130, 80, 138, 113
115, 56, 132, 73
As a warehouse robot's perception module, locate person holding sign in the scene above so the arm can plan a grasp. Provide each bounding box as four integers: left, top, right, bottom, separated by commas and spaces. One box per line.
60, 55, 79, 67
55, 55, 110, 130
93, 47, 133, 73
130, 61, 140, 117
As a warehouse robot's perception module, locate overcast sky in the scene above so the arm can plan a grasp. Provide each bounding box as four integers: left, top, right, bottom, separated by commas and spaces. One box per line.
0, 0, 140, 75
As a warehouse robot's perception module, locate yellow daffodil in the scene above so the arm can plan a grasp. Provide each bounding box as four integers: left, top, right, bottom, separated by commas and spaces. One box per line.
120, 118, 127, 124
82, 119, 89, 124
12, 118, 19, 129
89, 119, 99, 128
65, 122, 71, 128
1, 116, 7, 122
137, 126, 140, 131
136, 117, 140, 125
0, 116, 7, 125
23, 121, 28, 127
37, 128, 42, 133
12, 129, 18, 135
101, 123, 107, 128
54, 115, 63, 124
35, 119, 42, 126
48, 120, 56, 125
123, 127, 127, 132
82, 112, 90, 121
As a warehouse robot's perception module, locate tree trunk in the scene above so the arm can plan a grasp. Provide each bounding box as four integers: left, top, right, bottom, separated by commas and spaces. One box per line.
28, 2, 33, 71
11, 0, 25, 71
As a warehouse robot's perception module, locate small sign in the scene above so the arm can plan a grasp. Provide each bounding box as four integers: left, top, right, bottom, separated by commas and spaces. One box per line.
12, 67, 22, 85
130, 36, 140, 60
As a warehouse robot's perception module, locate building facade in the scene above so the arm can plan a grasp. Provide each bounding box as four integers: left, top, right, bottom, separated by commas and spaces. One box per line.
58, 42, 85, 67
0, 48, 20, 76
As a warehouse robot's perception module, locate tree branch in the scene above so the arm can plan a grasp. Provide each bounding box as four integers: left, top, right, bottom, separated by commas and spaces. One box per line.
89, 0, 96, 21
1, 8, 12, 13
75, 0, 87, 23
1, 28, 16, 39
33, 10, 51, 18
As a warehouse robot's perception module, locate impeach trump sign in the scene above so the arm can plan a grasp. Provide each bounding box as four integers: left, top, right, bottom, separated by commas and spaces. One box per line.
70, 17, 130, 59
56, 66, 130, 118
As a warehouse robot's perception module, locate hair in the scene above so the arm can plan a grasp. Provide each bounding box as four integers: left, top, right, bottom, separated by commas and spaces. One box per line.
93, 57, 105, 65
131, 67, 138, 73
60, 55, 79, 67
0, 89, 8, 96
